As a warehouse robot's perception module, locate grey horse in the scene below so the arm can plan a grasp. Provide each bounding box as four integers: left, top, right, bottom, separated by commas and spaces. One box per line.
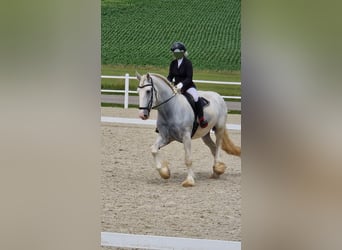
137, 72, 240, 187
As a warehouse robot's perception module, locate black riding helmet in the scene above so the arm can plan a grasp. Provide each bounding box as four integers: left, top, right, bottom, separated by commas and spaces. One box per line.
170, 42, 186, 52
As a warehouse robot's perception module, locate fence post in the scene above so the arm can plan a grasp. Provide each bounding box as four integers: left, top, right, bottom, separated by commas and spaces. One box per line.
124, 73, 129, 109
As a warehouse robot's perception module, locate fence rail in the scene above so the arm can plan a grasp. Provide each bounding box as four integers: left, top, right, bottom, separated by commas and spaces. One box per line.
101, 74, 241, 109
101, 231, 241, 250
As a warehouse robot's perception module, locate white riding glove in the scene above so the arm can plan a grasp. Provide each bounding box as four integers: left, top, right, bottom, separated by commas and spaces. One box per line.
176, 82, 183, 90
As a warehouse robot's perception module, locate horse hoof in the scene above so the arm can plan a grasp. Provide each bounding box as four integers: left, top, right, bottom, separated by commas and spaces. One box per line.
182, 177, 195, 187
213, 162, 226, 175
158, 166, 170, 179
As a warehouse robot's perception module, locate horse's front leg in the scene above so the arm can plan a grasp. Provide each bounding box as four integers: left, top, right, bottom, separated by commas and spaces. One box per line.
151, 135, 171, 179
182, 134, 195, 187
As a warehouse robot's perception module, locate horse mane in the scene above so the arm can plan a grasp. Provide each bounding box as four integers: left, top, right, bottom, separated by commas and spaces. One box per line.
150, 73, 177, 93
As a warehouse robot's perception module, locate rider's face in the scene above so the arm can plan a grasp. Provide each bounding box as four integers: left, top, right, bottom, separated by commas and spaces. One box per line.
173, 52, 184, 59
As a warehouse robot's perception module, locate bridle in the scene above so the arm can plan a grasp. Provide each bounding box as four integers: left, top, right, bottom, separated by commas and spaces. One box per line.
138, 76, 176, 114
138, 82, 154, 113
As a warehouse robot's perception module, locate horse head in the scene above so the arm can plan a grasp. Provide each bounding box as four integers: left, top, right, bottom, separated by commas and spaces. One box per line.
137, 72, 177, 120
137, 72, 154, 119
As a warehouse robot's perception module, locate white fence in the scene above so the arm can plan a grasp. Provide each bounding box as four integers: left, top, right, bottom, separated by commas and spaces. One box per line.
101, 231, 241, 250
101, 74, 241, 109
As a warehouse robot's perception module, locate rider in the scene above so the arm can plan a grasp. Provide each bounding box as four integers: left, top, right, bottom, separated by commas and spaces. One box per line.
167, 42, 208, 128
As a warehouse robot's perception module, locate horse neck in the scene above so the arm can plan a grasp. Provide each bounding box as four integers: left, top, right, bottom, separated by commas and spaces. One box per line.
152, 76, 175, 104
151, 77, 190, 120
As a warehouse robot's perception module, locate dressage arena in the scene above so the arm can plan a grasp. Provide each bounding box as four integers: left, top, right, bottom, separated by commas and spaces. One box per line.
101, 107, 241, 249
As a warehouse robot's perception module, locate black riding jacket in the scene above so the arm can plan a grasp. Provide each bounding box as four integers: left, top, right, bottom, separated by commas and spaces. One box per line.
167, 57, 197, 93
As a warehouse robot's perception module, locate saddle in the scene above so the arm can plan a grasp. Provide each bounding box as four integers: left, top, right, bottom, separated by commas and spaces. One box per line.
182, 92, 210, 137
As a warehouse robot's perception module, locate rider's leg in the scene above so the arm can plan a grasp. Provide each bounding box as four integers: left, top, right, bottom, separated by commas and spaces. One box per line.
186, 88, 208, 128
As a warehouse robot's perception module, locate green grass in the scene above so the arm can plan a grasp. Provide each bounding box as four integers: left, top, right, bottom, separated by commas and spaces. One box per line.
101, 64, 241, 98
101, 102, 138, 109
101, 0, 241, 104
101, 0, 240, 71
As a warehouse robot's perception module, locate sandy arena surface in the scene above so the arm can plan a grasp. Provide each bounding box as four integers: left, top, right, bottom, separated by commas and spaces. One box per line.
101, 107, 241, 248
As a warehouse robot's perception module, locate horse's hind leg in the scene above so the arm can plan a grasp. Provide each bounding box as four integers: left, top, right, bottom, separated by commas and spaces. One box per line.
182, 134, 195, 187
202, 132, 216, 156
213, 127, 227, 177
202, 130, 226, 178
151, 135, 171, 179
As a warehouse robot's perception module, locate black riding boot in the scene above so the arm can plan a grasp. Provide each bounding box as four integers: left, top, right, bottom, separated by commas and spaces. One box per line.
195, 100, 208, 128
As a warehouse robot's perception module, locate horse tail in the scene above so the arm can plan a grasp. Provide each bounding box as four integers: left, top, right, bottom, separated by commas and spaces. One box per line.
221, 129, 241, 156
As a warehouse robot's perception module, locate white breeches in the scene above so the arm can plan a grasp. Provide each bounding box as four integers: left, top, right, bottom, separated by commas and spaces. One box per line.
186, 87, 199, 102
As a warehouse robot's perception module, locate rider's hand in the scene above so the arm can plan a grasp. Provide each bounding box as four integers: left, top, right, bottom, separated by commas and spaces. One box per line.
176, 82, 183, 90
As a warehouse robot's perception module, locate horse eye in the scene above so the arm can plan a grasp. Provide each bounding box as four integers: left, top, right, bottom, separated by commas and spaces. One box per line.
146, 90, 151, 94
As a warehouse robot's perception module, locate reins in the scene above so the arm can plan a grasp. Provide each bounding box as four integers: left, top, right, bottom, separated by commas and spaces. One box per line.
152, 92, 176, 109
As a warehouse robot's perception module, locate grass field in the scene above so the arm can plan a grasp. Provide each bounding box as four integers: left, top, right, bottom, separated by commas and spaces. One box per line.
101, 64, 241, 98
101, 0, 241, 71
101, 0, 241, 108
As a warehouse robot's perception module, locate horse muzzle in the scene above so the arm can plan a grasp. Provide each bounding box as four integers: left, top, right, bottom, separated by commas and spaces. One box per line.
139, 109, 149, 120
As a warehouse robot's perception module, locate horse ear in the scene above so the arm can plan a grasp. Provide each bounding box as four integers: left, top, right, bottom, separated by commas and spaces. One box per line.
136, 71, 141, 81
147, 73, 152, 82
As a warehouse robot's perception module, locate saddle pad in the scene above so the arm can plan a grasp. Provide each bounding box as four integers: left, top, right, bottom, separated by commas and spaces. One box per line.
182, 92, 210, 111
